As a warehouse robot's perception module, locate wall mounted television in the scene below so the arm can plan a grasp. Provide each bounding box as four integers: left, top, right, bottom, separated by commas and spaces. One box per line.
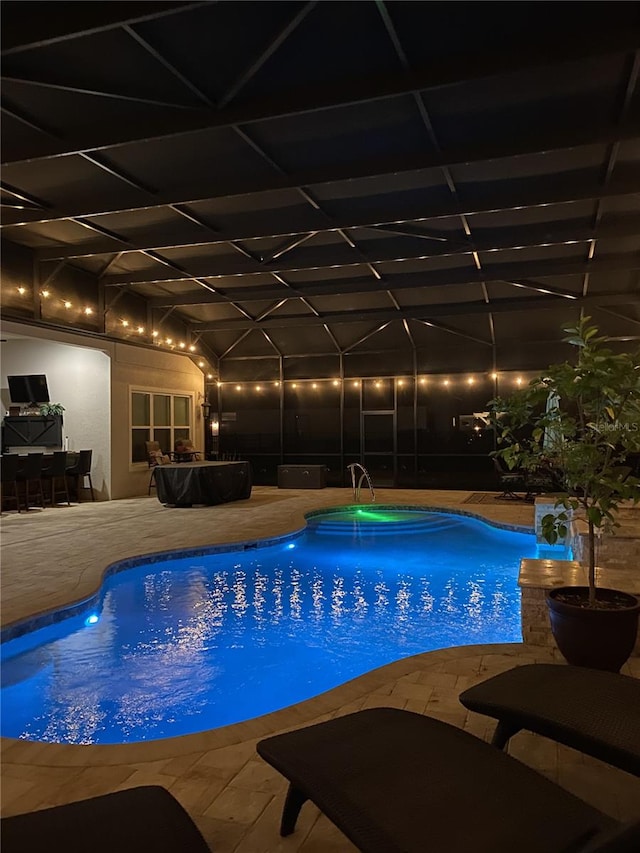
7, 374, 50, 404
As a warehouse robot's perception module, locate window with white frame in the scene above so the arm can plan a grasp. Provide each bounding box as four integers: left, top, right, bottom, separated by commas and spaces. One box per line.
131, 390, 192, 463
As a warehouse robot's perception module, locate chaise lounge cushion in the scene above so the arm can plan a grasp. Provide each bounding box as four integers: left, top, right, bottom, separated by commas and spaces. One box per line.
459, 663, 640, 777
0, 785, 211, 853
257, 707, 622, 853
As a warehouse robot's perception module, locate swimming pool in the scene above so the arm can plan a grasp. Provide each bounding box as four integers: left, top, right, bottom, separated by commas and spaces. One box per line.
0, 507, 568, 745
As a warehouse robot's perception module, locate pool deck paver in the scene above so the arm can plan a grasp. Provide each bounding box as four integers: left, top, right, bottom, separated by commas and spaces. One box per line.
2, 487, 639, 851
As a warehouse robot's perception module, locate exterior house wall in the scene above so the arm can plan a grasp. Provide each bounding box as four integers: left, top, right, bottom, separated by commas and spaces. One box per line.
1, 336, 111, 499
1, 320, 204, 500
111, 342, 204, 498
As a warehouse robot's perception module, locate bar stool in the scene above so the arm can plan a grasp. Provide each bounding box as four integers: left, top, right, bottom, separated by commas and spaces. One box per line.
41, 451, 71, 506
16, 452, 45, 511
65, 449, 95, 501
1, 454, 21, 513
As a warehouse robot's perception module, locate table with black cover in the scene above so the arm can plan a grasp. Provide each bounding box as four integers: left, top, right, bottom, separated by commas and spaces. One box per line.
154, 460, 252, 506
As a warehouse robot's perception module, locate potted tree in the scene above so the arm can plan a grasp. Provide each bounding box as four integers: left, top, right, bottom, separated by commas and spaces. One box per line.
489, 313, 640, 672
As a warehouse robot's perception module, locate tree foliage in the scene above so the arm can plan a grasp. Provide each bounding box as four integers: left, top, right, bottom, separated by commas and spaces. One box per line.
488, 314, 640, 604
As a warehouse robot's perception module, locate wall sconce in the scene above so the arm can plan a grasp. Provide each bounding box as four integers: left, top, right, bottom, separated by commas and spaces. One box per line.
201, 400, 211, 419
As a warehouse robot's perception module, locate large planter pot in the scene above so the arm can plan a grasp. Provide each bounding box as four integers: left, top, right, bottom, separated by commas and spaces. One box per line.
546, 586, 640, 673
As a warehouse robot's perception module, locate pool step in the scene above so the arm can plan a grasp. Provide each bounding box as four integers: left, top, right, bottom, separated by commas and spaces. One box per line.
308, 515, 461, 535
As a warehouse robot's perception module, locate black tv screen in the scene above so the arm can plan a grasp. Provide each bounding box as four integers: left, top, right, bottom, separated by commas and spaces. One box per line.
8, 374, 50, 404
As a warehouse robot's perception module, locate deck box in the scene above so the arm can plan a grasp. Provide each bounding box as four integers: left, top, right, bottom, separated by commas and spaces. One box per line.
277, 465, 326, 489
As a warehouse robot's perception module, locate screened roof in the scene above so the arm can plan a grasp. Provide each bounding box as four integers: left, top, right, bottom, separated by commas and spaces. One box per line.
1, 1, 639, 377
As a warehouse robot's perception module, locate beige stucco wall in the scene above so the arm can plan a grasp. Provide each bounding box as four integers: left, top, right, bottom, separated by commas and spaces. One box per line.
111, 342, 204, 498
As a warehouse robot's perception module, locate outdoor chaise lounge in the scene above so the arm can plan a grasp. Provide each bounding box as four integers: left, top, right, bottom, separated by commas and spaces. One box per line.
1, 785, 211, 853
459, 663, 640, 777
257, 707, 640, 853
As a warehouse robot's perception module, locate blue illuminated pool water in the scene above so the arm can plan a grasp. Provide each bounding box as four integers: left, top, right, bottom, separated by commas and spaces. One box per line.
0, 508, 570, 745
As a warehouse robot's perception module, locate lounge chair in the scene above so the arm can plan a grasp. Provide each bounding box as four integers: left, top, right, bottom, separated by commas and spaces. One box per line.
493, 456, 526, 500
459, 663, 640, 777
257, 707, 639, 853
1, 785, 211, 853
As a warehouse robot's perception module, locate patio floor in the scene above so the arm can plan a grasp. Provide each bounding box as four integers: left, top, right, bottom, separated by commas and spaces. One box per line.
2, 487, 639, 851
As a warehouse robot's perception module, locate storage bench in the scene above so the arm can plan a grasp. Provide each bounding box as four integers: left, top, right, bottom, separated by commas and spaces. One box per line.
277, 464, 326, 489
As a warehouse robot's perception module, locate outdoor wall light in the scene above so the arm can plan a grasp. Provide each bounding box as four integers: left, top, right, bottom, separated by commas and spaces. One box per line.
201, 400, 211, 419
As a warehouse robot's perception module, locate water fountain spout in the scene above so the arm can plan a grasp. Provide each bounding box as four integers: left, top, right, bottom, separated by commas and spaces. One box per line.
347, 463, 375, 503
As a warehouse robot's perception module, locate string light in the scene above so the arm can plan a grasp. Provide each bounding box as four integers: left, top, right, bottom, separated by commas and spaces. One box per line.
201, 373, 534, 393
17, 286, 26, 295
41, 306, 214, 366
41, 289, 50, 298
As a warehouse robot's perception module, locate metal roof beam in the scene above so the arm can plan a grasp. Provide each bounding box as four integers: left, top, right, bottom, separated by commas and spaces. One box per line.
102, 236, 640, 287
190, 291, 637, 333
33, 191, 640, 262
5, 122, 640, 222
1, 2, 207, 55
3, 25, 638, 160
143, 252, 640, 307
217, 2, 317, 109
